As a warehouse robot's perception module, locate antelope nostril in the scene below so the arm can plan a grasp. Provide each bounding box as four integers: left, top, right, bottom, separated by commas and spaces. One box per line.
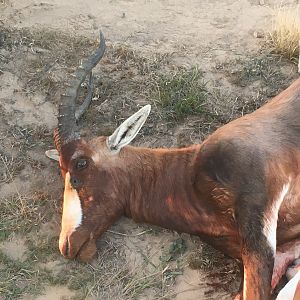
65, 238, 69, 256
61, 237, 70, 257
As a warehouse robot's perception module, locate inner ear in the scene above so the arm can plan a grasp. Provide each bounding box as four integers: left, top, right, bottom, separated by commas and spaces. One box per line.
45, 149, 59, 161
107, 104, 151, 152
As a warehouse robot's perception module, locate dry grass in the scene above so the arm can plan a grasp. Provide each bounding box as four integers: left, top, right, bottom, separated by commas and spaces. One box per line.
0, 250, 50, 299
108, 43, 172, 76
0, 152, 24, 183
25, 233, 186, 300
0, 192, 53, 241
0, 124, 51, 184
269, 5, 300, 61
217, 52, 298, 124
187, 243, 240, 296
0, 26, 98, 94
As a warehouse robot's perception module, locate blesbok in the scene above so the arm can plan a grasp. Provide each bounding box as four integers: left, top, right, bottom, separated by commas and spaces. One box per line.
46, 32, 300, 300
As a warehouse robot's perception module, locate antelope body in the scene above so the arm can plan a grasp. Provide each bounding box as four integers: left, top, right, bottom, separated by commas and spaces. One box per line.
46, 33, 300, 299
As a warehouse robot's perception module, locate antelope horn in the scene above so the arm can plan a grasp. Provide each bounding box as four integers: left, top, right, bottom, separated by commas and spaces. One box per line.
56, 31, 106, 149
75, 72, 94, 120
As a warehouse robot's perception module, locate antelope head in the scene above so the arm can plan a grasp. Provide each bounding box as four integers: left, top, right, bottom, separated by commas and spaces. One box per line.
46, 32, 151, 261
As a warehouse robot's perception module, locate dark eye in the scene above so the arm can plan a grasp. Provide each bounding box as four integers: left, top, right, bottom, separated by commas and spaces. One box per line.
76, 158, 88, 170
70, 177, 81, 189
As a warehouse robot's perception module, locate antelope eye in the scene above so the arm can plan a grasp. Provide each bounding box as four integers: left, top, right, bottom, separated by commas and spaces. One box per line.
76, 158, 88, 170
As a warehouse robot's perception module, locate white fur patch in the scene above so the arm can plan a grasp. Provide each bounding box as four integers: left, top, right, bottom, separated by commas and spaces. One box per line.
263, 182, 290, 251
59, 172, 82, 250
243, 267, 248, 299
276, 270, 300, 300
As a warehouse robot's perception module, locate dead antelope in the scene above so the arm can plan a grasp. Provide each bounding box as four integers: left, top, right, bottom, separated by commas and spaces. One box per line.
46, 32, 300, 300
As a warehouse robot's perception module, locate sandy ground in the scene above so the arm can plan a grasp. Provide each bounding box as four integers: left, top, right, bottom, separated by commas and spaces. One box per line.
1, 0, 276, 69
0, 0, 299, 299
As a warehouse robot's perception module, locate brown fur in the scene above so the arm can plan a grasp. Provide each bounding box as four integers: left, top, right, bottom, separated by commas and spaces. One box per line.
56, 78, 300, 299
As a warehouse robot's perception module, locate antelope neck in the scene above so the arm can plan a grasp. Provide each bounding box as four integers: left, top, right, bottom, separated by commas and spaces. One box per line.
123, 145, 214, 234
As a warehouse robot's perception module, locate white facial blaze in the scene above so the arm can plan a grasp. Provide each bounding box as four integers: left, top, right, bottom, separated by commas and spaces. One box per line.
263, 182, 290, 252
59, 172, 83, 250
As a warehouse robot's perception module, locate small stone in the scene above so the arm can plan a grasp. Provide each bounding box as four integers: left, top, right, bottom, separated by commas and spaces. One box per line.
122, 12, 126, 18
88, 14, 95, 19
259, 0, 265, 5
33, 47, 51, 54
253, 31, 264, 38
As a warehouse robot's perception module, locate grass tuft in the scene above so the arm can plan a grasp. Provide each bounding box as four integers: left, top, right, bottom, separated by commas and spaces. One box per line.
0, 250, 51, 299
153, 67, 208, 120
0, 192, 52, 241
269, 5, 300, 61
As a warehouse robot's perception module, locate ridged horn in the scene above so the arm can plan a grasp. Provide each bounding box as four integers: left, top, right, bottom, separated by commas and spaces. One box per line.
56, 31, 106, 148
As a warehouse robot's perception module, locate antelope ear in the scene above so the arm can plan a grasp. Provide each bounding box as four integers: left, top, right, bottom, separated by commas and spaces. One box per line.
45, 149, 59, 161
107, 104, 151, 152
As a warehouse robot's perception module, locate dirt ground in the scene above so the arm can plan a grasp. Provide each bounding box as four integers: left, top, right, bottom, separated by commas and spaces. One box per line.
0, 0, 299, 299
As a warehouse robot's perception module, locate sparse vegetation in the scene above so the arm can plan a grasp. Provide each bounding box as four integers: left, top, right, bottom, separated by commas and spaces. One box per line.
0, 152, 24, 183
0, 13, 298, 299
188, 243, 227, 271
224, 54, 291, 94
109, 43, 172, 76
0, 192, 52, 241
0, 250, 51, 299
188, 243, 240, 296
153, 67, 208, 120
0, 27, 98, 94
0, 125, 49, 184
1, 27, 97, 65
269, 5, 300, 61
216, 53, 298, 122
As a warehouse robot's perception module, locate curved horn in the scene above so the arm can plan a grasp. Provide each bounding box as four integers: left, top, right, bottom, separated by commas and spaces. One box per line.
56, 31, 106, 148
75, 72, 94, 120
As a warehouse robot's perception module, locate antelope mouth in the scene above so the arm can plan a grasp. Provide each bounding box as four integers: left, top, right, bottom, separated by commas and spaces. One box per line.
60, 235, 97, 262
